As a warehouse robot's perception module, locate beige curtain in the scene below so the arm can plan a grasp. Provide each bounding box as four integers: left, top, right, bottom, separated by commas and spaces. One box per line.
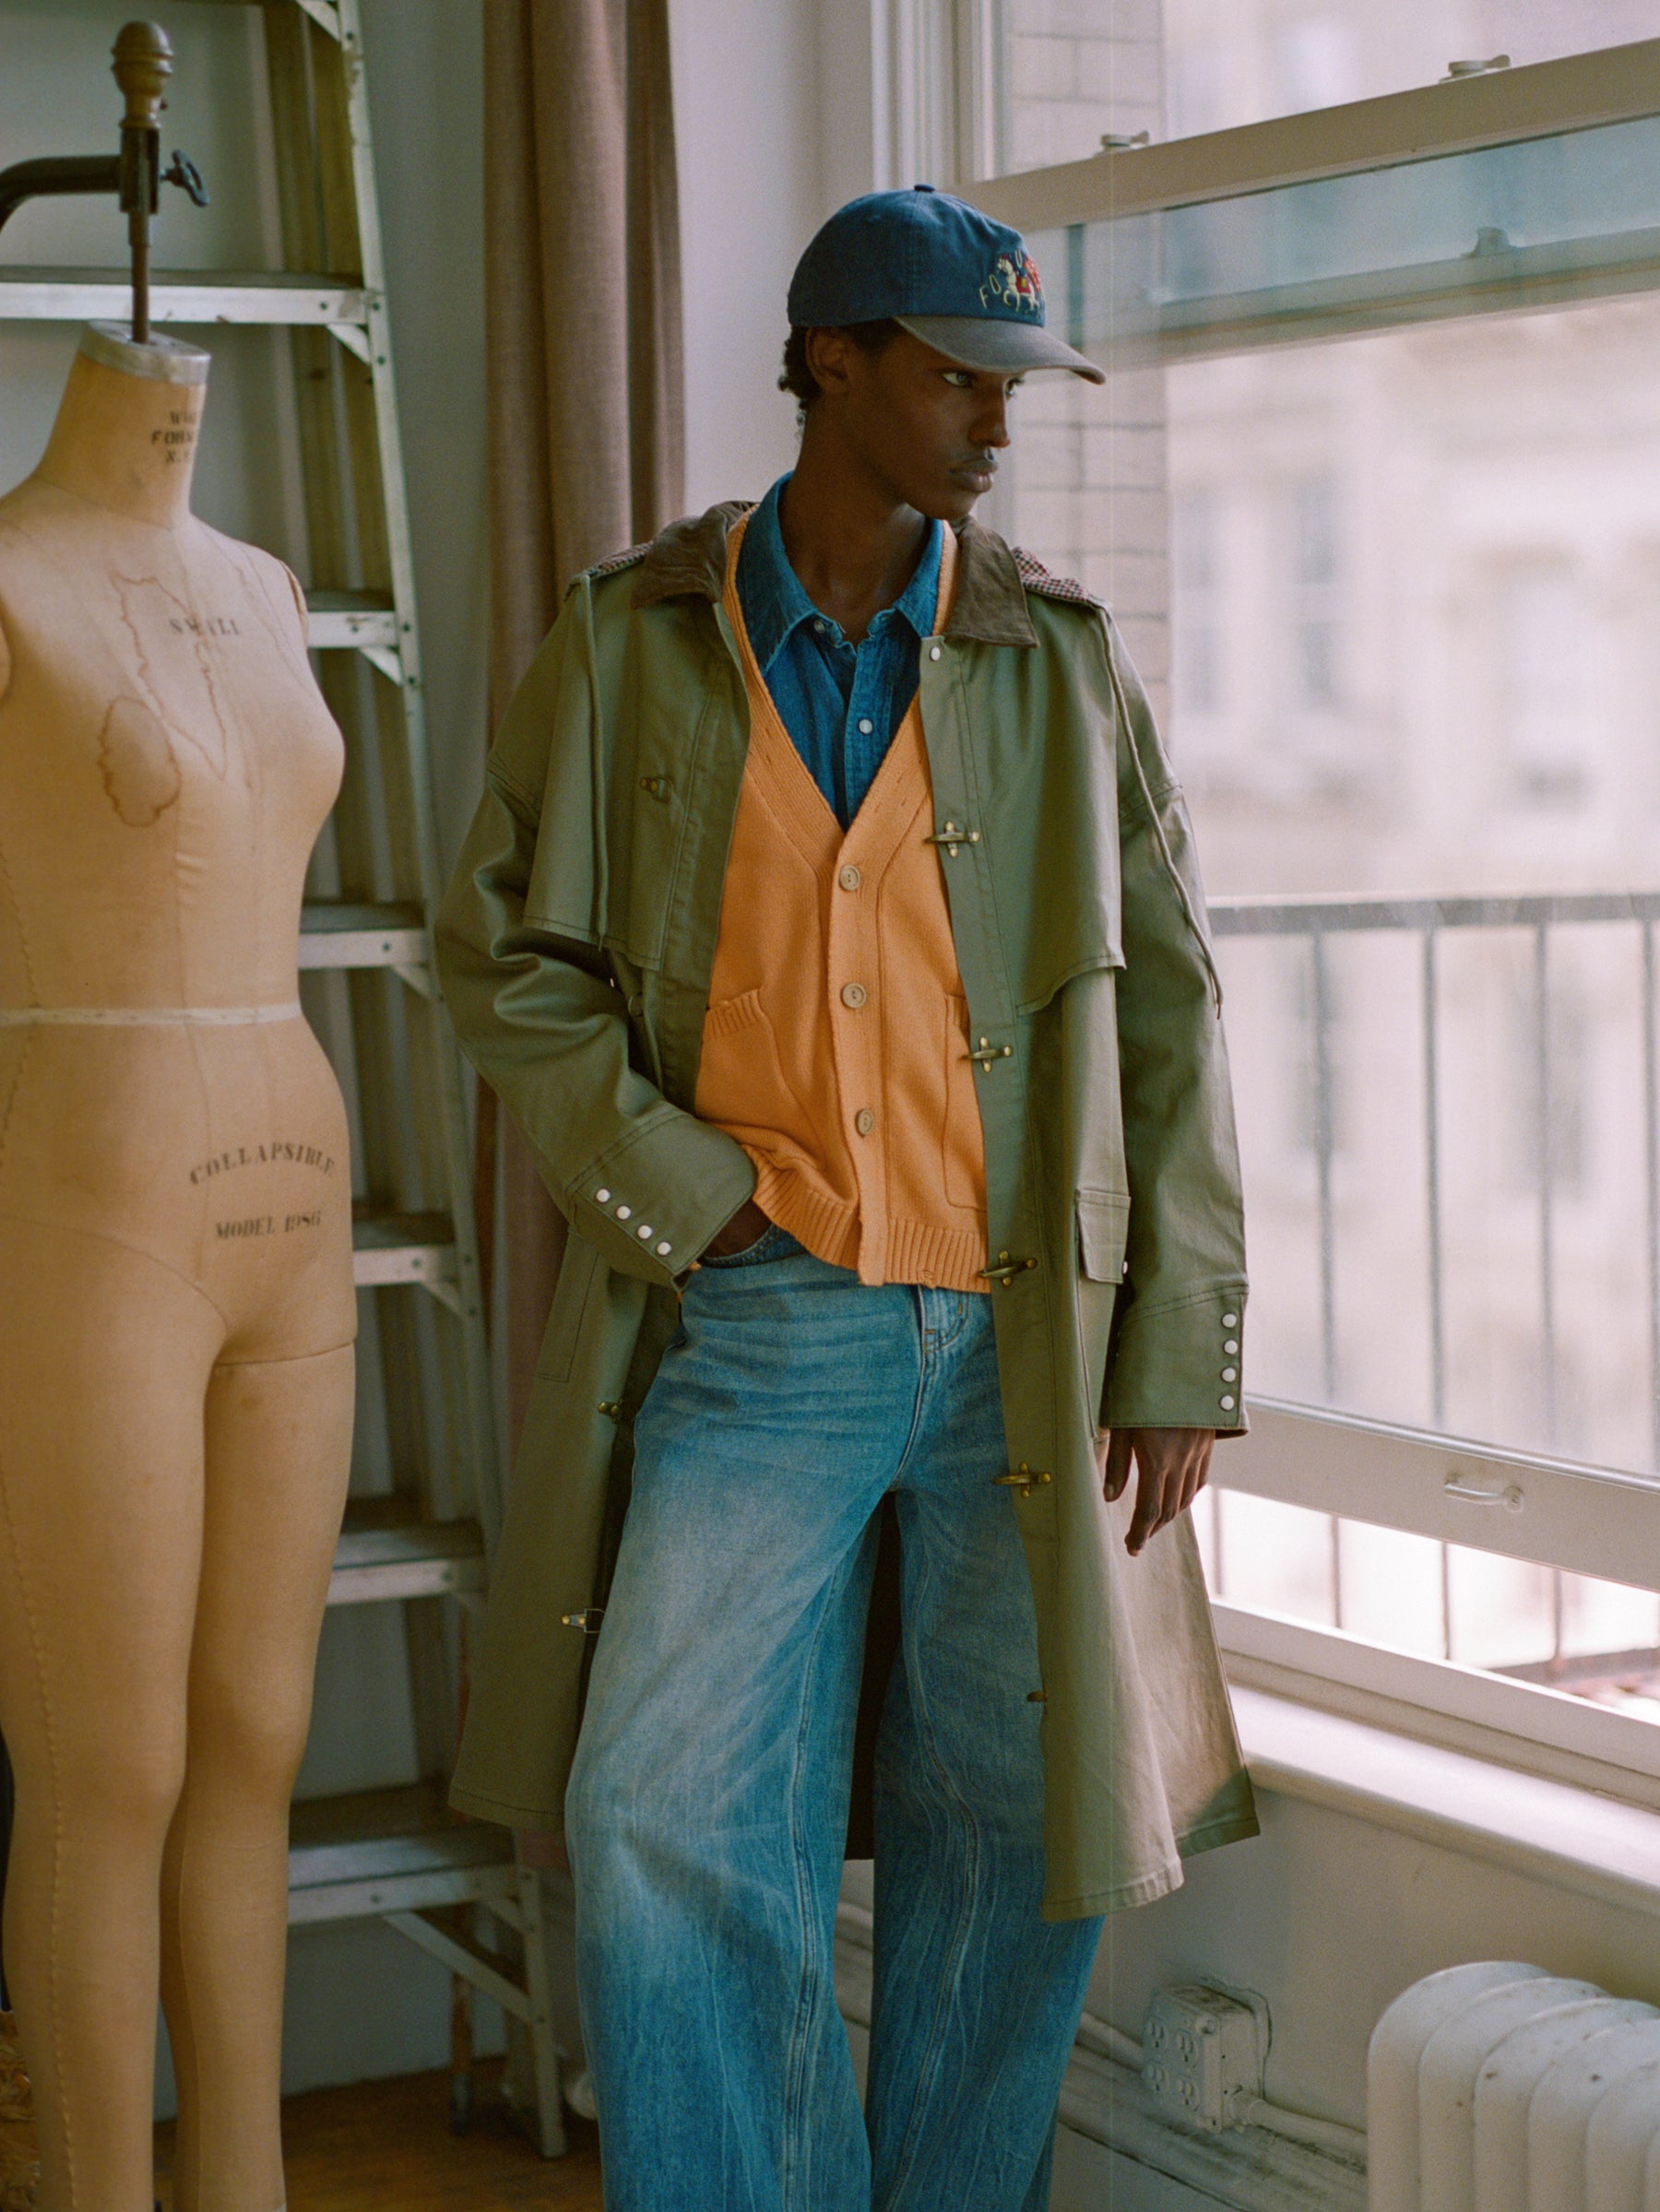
480, 0, 686, 1449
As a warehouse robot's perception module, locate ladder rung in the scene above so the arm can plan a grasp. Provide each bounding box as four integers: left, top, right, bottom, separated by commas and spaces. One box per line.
328, 1516, 486, 1605
305, 591, 399, 651
0, 266, 369, 325
288, 1781, 514, 1926
300, 900, 425, 973
351, 1210, 454, 1290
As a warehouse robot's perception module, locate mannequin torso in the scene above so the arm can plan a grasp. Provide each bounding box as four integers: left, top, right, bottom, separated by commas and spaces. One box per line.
0, 325, 353, 1356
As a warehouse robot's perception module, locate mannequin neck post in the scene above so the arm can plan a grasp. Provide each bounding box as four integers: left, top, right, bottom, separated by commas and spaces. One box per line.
34, 324, 210, 529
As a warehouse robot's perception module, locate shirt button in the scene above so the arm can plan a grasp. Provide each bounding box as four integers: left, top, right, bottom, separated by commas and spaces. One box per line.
858, 716, 874, 735
812, 619, 825, 633
839, 865, 862, 892
596, 1188, 611, 1204
929, 644, 943, 661
1220, 1395, 1237, 1412
855, 1107, 875, 1136
1222, 1312, 1239, 1328
841, 982, 868, 1010
616, 1204, 632, 1220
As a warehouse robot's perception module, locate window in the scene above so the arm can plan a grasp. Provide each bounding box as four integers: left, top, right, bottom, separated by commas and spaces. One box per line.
1171, 488, 1223, 716
1287, 477, 1340, 711
972, 6, 1660, 1797
990, 0, 1660, 162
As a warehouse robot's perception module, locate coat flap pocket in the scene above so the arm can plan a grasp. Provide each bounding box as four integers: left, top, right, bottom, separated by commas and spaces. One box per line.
1075, 1189, 1131, 1283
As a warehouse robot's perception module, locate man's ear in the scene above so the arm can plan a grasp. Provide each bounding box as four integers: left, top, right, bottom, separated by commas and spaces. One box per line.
804, 326, 858, 400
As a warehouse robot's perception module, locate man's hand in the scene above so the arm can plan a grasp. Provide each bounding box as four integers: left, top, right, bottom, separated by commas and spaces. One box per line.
1096, 1427, 1214, 1555
701, 1198, 772, 1260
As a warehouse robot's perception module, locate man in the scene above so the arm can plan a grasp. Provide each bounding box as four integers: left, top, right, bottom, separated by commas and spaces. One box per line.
437, 186, 1256, 2211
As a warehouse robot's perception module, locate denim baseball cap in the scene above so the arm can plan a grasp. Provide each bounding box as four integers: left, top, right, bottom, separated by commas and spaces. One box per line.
787, 184, 1105, 384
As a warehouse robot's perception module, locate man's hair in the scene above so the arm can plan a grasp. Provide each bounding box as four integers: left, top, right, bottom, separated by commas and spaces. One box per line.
778, 319, 904, 414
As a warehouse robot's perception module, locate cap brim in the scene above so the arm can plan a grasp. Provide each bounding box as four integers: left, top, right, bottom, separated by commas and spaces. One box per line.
895, 313, 1106, 384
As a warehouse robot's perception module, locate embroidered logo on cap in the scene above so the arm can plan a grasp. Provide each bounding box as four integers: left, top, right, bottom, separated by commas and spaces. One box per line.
979, 251, 1044, 318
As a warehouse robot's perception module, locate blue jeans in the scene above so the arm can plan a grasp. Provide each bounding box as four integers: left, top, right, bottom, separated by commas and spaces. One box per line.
565, 1231, 1103, 2211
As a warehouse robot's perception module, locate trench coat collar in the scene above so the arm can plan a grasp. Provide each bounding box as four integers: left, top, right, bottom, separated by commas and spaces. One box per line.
630, 499, 1038, 648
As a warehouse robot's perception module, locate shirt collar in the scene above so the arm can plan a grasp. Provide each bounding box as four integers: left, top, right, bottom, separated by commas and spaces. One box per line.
738, 475, 945, 675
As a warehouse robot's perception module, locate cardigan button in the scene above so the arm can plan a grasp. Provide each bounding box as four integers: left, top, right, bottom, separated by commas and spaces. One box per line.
838, 865, 862, 892
841, 982, 868, 1010
855, 1108, 874, 1137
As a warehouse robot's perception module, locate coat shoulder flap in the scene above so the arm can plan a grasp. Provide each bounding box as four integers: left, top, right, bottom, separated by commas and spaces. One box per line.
568, 540, 653, 597
1013, 547, 1104, 612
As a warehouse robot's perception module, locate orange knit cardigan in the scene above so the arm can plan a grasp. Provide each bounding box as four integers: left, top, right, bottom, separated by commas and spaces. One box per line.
694, 517, 989, 1293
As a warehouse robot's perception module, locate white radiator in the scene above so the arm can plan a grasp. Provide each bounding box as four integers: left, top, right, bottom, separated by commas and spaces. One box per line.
1369, 1960, 1660, 2211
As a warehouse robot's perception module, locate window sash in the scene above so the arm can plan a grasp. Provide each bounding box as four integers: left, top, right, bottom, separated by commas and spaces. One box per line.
968, 36, 1660, 226
1221, 1398, 1660, 1595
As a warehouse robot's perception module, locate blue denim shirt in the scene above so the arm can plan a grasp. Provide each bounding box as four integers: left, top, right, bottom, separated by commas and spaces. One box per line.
735, 476, 943, 829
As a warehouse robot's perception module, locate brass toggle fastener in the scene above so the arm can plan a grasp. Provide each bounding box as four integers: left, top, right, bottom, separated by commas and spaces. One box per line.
597, 1400, 622, 1418
926, 822, 981, 858
561, 1608, 605, 1632
979, 1250, 1036, 1288
968, 1037, 1013, 1069
995, 1462, 1053, 1497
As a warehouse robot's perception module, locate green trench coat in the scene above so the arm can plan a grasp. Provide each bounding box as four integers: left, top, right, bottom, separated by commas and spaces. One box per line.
436, 503, 1259, 1919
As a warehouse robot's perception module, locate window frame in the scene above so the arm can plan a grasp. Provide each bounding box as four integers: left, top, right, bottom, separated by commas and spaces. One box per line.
966, 35, 1660, 226
955, 11, 1660, 1787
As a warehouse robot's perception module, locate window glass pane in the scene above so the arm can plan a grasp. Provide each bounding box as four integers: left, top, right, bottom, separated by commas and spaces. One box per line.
1019, 117, 1660, 368
992, 0, 1660, 170
988, 206, 1660, 1717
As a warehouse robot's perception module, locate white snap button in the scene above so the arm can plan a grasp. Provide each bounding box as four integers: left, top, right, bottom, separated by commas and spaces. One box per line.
1120, 1260, 1128, 1278
855, 1107, 874, 1137
929, 644, 943, 660
1222, 1367, 1237, 1382
858, 716, 874, 735
616, 1204, 632, 1220
656, 1240, 672, 1257
813, 620, 825, 633
1220, 1395, 1236, 1412
1225, 1338, 1239, 1354
841, 982, 868, 1010
839, 865, 861, 892
637, 1224, 653, 1240
596, 1188, 611, 1204
1222, 1312, 1239, 1328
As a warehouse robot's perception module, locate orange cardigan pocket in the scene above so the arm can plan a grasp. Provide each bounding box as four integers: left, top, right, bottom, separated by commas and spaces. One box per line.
696, 988, 820, 1162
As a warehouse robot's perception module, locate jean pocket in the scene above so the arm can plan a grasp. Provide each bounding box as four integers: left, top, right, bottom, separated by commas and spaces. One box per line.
698, 1223, 799, 1270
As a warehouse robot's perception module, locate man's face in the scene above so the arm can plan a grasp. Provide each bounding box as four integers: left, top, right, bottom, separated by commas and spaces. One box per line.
806, 328, 1021, 522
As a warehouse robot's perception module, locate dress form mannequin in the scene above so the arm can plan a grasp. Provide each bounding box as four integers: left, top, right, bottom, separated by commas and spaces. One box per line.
0, 325, 356, 2210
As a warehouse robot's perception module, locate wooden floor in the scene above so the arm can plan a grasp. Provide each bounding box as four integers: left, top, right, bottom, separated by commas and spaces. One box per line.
153, 2065, 605, 2212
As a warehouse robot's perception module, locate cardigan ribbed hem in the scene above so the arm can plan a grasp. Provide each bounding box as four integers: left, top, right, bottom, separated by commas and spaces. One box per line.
748, 1153, 988, 1295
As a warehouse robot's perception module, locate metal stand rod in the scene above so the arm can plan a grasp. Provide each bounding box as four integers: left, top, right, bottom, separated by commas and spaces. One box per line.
112, 21, 172, 346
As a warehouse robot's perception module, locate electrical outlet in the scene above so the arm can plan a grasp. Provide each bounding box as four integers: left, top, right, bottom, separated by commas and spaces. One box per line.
1140, 1982, 1269, 2133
